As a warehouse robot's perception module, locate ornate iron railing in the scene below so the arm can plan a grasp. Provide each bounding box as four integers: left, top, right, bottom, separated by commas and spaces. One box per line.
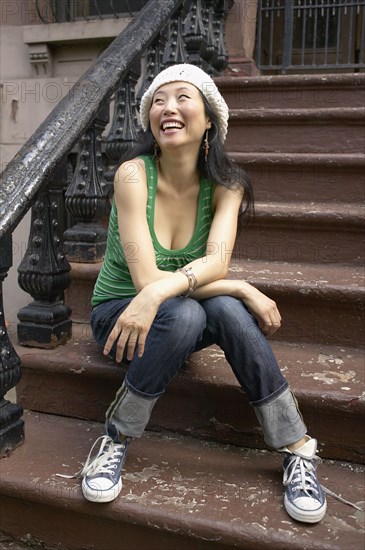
0, 0, 231, 455
255, 0, 365, 73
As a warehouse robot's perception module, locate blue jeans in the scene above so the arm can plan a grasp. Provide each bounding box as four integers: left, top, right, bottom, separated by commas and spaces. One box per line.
91, 296, 307, 448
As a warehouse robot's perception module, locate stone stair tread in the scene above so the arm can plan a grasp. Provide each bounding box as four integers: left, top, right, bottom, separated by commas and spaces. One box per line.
14, 334, 365, 462
14, 335, 365, 405
64, 260, 365, 296
229, 107, 365, 120
215, 74, 365, 109
229, 260, 364, 298
231, 151, 365, 164
229, 152, 365, 205
216, 73, 365, 86
252, 201, 364, 225
1, 411, 364, 550
225, 109, 364, 154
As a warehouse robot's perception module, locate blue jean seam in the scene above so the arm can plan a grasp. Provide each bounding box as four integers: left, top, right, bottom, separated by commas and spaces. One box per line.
124, 376, 165, 399
249, 380, 289, 407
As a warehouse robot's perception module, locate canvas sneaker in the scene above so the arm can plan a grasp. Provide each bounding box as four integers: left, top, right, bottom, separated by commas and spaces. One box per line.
282, 437, 327, 523
80, 435, 131, 503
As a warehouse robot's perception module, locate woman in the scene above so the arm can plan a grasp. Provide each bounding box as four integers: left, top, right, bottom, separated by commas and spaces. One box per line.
82, 64, 326, 523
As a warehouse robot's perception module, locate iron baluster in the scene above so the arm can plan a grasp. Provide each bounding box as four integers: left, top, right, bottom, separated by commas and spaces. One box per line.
202, 0, 219, 71
105, 61, 141, 180
64, 104, 110, 263
162, 0, 191, 67
137, 32, 167, 107
213, 0, 232, 72
0, 234, 24, 456
17, 183, 72, 348
183, 0, 207, 68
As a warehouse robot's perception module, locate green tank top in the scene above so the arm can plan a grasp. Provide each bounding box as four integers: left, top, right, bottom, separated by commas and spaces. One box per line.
91, 155, 214, 306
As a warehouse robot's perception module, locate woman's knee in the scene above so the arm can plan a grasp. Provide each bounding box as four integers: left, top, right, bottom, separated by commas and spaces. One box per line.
201, 295, 265, 346
202, 296, 254, 328
158, 297, 207, 338
91, 299, 132, 348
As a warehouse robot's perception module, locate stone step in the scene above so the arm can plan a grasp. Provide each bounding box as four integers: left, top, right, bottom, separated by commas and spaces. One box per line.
65, 259, 365, 347
226, 108, 365, 154
229, 260, 364, 348
1, 411, 364, 550
65, 261, 102, 324
14, 333, 365, 463
238, 202, 364, 265
230, 152, 365, 204
216, 74, 365, 110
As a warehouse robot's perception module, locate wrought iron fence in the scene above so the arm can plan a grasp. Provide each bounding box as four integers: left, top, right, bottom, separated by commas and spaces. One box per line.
255, 0, 365, 73
35, 0, 148, 22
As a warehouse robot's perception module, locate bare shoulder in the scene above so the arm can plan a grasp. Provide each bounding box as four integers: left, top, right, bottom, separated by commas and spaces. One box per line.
213, 183, 244, 211
114, 158, 148, 200
113, 158, 148, 210
114, 157, 146, 187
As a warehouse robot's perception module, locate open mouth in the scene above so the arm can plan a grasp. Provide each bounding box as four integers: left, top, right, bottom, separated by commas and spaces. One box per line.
161, 121, 185, 132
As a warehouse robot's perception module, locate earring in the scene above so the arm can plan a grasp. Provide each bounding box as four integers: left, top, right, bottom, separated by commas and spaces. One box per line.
153, 141, 160, 163
204, 129, 209, 162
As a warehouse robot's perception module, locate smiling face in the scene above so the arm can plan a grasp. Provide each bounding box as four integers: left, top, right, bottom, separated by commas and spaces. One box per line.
149, 81, 211, 154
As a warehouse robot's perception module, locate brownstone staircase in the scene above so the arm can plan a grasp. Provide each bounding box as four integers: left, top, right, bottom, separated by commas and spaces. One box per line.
1, 74, 364, 549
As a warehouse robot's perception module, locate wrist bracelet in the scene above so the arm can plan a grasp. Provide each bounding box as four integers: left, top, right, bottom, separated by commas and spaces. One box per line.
176, 267, 198, 297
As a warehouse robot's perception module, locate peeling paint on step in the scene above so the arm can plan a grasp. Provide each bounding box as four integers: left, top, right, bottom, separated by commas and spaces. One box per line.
124, 465, 162, 483
318, 353, 345, 366
354, 501, 365, 529
69, 367, 85, 374
301, 370, 356, 385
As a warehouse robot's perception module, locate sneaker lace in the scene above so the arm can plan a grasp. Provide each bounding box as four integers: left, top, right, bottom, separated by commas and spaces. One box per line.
56, 436, 124, 480
322, 485, 362, 511
283, 455, 320, 497
284, 454, 362, 512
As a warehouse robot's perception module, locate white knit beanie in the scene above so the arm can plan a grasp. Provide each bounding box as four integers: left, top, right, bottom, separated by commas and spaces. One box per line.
139, 64, 229, 142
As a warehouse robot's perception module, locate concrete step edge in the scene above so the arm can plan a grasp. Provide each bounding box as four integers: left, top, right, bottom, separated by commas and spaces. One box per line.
215, 73, 365, 89
230, 151, 365, 166
1, 411, 364, 550
229, 107, 365, 121
15, 338, 365, 412
231, 261, 364, 301
65, 261, 365, 303
13, 336, 365, 462
253, 202, 365, 226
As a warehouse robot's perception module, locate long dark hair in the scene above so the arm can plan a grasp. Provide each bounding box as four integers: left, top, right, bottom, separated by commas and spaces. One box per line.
119, 92, 254, 229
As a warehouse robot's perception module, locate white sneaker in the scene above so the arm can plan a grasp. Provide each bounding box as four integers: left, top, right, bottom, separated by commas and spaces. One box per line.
80, 435, 131, 503
282, 438, 327, 523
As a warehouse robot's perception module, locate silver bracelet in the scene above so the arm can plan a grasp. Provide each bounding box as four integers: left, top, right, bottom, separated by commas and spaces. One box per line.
176, 267, 198, 297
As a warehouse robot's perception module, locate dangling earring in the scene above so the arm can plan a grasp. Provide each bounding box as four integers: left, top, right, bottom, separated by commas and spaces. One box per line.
204, 129, 209, 162
153, 141, 160, 163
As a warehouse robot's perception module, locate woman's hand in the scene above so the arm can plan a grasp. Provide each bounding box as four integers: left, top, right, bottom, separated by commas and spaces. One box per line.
103, 287, 161, 362
238, 281, 281, 337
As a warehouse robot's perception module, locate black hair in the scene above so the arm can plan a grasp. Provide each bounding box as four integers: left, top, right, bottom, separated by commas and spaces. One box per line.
119, 92, 254, 230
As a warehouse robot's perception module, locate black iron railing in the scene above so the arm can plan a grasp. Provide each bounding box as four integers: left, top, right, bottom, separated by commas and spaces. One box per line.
255, 0, 365, 73
0, 0, 231, 456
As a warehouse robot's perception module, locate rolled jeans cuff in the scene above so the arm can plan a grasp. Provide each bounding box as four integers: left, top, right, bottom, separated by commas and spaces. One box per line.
253, 387, 307, 449
106, 380, 160, 438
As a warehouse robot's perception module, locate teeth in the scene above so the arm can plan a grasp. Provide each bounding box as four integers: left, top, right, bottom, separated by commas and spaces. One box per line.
162, 121, 183, 130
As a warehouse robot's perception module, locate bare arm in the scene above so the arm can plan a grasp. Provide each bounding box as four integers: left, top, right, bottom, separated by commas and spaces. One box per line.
190, 279, 281, 337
